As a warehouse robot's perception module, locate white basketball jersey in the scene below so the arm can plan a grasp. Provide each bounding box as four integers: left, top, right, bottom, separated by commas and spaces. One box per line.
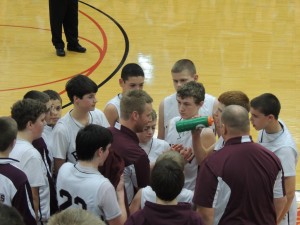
165, 116, 198, 190
9, 139, 50, 220
141, 186, 194, 208
51, 109, 109, 163
56, 162, 121, 221
105, 94, 122, 119
258, 120, 298, 225
163, 93, 216, 136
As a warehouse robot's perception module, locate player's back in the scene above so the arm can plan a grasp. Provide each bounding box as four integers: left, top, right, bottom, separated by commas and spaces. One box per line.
56, 162, 116, 218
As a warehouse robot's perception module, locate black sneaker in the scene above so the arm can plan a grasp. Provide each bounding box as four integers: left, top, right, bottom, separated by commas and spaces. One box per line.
67, 44, 86, 53
56, 48, 65, 57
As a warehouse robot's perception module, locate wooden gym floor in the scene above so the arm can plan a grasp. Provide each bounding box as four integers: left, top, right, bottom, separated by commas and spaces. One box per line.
0, 0, 299, 191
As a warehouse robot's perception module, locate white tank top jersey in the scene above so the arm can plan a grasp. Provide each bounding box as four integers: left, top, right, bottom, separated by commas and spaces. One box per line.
214, 136, 225, 151
56, 162, 121, 221
105, 94, 122, 118
9, 139, 50, 221
139, 138, 170, 164
258, 120, 298, 225
165, 116, 198, 191
163, 93, 216, 137
50, 109, 110, 164
141, 186, 194, 209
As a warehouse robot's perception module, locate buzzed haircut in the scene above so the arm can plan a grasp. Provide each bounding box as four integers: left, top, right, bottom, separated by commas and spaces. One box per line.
66, 74, 98, 103
218, 91, 250, 112
121, 63, 144, 81
250, 93, 281, 120
171, 59, 196, 75
44, 89, 62, 103
177, 81, 205, 104
120, 90, 153, 120
76, 124, 113, 161
48, 208, 105, 225
23, 90, 50, 104
151, 158, 184, 201
156, 150, 185, 171
221, 105, 250, 134
0, 203, 25, 225
0, 117, 17, 152
11, 99, 46, 131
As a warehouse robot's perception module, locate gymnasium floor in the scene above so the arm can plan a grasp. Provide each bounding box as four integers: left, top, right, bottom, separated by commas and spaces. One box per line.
1, 0, 299, 221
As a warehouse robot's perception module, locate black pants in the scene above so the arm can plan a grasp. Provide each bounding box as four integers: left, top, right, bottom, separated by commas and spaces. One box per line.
49, 0, 79, 49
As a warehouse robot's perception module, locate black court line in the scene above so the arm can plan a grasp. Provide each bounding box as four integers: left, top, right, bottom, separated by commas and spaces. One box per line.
63, 1, 129, 109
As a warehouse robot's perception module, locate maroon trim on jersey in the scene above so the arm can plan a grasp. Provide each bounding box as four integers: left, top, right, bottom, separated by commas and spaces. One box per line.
0, 159, 36, 225
32, 137, 58, 215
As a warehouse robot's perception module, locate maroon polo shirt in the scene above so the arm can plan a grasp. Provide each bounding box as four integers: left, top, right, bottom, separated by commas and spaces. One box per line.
109, 125, 150, 188
125, 201, 204, 225
193, 136, 284, 225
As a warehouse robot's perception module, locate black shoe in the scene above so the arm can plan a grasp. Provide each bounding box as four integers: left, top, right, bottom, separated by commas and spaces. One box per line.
56, 48, 65, 57
67, 44, 86, 53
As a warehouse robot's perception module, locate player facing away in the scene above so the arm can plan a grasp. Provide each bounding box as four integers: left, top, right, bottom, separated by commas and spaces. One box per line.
0, 117, 36, 225
125, 157, 204, 225
56, 124, 127, 225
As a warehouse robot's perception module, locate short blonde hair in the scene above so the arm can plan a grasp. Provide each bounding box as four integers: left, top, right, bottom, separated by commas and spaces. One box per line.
48, 208, 105, 225
156, 150, 185, 171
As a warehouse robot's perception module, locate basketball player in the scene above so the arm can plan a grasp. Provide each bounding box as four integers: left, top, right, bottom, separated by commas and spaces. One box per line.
125, 157, 203, 225
104, 63, 145, 127
250, 93, 298, 225
137, 109, 169, 167
51, 75, 109, 174
0, 117, 36, 225
191, 90, 250, 164
9, 99, 50, 223
165, 81, 215, 190
157, 59, 217, 140
23, 90, 59, 215
129, 151, 194, 215
56, 124, 126, 225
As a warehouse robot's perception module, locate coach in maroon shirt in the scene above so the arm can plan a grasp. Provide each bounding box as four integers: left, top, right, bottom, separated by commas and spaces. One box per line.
103, 90, 153, 206
193, 105, 287, 225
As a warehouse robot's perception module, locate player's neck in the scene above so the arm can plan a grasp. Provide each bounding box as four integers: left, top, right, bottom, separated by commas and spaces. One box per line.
70, 108, 90, 125
78, 160, 98, 170
156, 197, 177, 205
0, 151, 10, 158
265, 121, 282, 134
17, 131, 34, 143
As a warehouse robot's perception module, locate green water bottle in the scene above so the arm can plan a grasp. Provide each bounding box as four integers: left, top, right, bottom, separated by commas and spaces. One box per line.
175, 116, 214, 132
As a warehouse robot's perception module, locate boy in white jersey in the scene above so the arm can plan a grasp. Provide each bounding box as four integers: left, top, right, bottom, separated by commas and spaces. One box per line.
129, 151, 193, 215
250, 93, 298, 225
51, 74, 109, 174
43, 89, 62, 127
137, 110, 169, 167
23, 90, 59, 215
0, 117, 36, 225
56, 124, 126, 225
192, 91, 250, 164
158, 59, 217, 140
104, 63, 145, 127
9, 99, 50, 223
165, 81, 215, 190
